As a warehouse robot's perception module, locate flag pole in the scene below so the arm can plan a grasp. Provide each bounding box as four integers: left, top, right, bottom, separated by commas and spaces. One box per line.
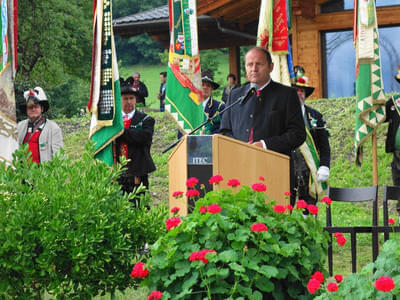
372, 133, 378, 185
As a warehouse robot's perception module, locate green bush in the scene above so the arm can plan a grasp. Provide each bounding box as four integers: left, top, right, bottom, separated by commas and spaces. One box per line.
315, 237, 400, 299
137, 179, 329, 299
0, 144, 167, 299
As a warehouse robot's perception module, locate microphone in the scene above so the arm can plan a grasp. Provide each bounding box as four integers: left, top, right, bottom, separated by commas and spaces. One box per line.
240, 83, 258, 104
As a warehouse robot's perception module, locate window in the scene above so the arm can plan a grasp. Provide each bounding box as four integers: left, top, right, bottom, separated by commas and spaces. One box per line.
321, 0, 400, 13
322, 26, 400, 98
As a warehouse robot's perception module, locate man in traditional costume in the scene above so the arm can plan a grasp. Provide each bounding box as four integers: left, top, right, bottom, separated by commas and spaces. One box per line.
157, 71, 167, 112
385, 65, 400, 220
17, 87, 64, 164
220, 47, 305, 156
115, 80, 156, 207
290, 72, 331, 209
126, 72, 149, 106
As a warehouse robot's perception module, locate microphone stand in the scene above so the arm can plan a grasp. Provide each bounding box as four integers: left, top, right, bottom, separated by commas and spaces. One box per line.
162, 88, 256, 153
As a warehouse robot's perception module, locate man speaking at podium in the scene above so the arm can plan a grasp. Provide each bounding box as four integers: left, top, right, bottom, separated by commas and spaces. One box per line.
220, 47, 305, 156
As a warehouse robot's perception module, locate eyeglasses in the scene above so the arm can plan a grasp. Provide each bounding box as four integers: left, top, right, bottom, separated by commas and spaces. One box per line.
27, 104, 41, 110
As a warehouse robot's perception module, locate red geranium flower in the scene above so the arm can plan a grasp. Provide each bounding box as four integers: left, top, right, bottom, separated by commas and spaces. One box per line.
327, 282, 339, 292
284, 191, 291, 196
165, 217, 181, 231
296, 199, 308, 209
209, 174, 223, 184
273, 205, 286, 213
375, 276, 395, 292
170, 206, 180, 214
389, 218, 395, 225
307, 204, 319, 215
130, 262, 149, 278
311, 271, 324, 283
251, 183, 267, 192
334, 274, 343, 283
189, 249, 216, 264
251, 223, 268, 232
258, 176, 265, 181
307, 278, 321, 294
297, 77, 306, 84
286, 204, 293, 211
186, 177, 199, 188
321, 196, 332, 205
334, 232, 347, 247
172, 191, 184, 198
186, 189, 200, 198
227, 178, 241, 187
208, 203, 222, 214
147, 290, 163, 300
199, 206, 207, 214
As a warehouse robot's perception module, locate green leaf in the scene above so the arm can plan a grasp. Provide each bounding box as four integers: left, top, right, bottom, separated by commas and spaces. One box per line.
249, 290, 263, 300
219, 250, 239, 263
181, 271, 199, 291
255, 277, 274, 292
174, 260, 191, 277
229, 262, 246, 273
258, 265, 279, 278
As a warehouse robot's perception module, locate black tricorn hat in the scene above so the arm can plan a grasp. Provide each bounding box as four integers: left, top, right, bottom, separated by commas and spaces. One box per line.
20, 87, 49, 114
120, 77, 139, 95
201, 69, 219, 90
292, 77, 315, 98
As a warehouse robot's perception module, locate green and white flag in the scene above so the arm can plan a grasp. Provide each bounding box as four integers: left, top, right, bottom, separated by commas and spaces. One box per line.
165, 0, 203, 135
353, 0, 385, 166
87, 0, 123, 166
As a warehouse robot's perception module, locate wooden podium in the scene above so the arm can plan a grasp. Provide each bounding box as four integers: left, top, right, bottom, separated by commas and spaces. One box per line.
168, 134, 290, 215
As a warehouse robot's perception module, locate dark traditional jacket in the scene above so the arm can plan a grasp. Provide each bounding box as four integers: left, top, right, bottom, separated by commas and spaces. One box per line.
116, 110, 156, 176
220, 81, 306, 156
385, 97, 400, 153
204, 97, 225, 134
304, 105, 331, 167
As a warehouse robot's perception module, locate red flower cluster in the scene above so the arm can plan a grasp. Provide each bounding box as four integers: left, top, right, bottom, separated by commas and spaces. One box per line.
258, 176, 265, 181
311, 271, 324, 283
273, 205, 286, 213
207, 203, 222, 214
251, 183, 267, 192
165, 217, 181, 231
227, 178, 241, 187
170, 206, 180, 214
251, 223, 268, 232
147, 290, 163, 300
172, 191, 183, 198
327, 282, 338, 292
389, 218, 395, 225
209, 174, 223, 184
189, 249, 217, 264
307, 204, 318, 215
284, 191, 292, 196
200, 206, 207, 214
186, 189, 200, 198
130, 262, 149, 278
186, 177, 199, 188
375, 276, 395, 292
296, 199, 308, 209
286, 204, 293, 211
334, 232, 347, 247
334, 274, 343, 283
321, 196, 332, 205
307, 278, 321, 294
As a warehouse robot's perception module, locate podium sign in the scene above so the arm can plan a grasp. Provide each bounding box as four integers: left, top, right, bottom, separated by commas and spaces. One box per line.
169, 134, 290, 215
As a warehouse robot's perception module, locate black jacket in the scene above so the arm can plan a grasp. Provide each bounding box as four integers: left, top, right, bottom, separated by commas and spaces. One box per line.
385, 97, 400, 153
304, 105, 331, 167
116, 110, 156, 176
220, 81, 306, 156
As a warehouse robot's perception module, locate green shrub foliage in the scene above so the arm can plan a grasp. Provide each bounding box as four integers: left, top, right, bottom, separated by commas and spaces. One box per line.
141, 183, 329, 299
315, 238, 400, 299
0, 144, 167, 299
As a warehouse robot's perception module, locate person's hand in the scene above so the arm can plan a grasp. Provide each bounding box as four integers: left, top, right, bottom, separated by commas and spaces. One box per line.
317, 166, 329, 182
157, 93, 161, 99
251, 141, 264, 148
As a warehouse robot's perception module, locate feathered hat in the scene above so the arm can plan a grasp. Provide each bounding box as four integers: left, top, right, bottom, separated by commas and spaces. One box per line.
20, 87, 49, 114
291, 66, 315, 98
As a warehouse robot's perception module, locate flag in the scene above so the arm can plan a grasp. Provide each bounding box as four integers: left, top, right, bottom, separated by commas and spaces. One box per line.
0, 0, 18, 165
354, 0, 385, 166
257, 0, 291, 86
165, 0, 203, 135
88, 0, 123, 166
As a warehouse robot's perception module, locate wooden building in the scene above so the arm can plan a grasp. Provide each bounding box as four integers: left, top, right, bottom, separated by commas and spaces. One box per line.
113, 0, 400, 99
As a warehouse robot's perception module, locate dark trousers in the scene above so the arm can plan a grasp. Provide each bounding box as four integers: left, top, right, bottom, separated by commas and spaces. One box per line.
118, 173, 149, 208
391, 151, 400, 213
